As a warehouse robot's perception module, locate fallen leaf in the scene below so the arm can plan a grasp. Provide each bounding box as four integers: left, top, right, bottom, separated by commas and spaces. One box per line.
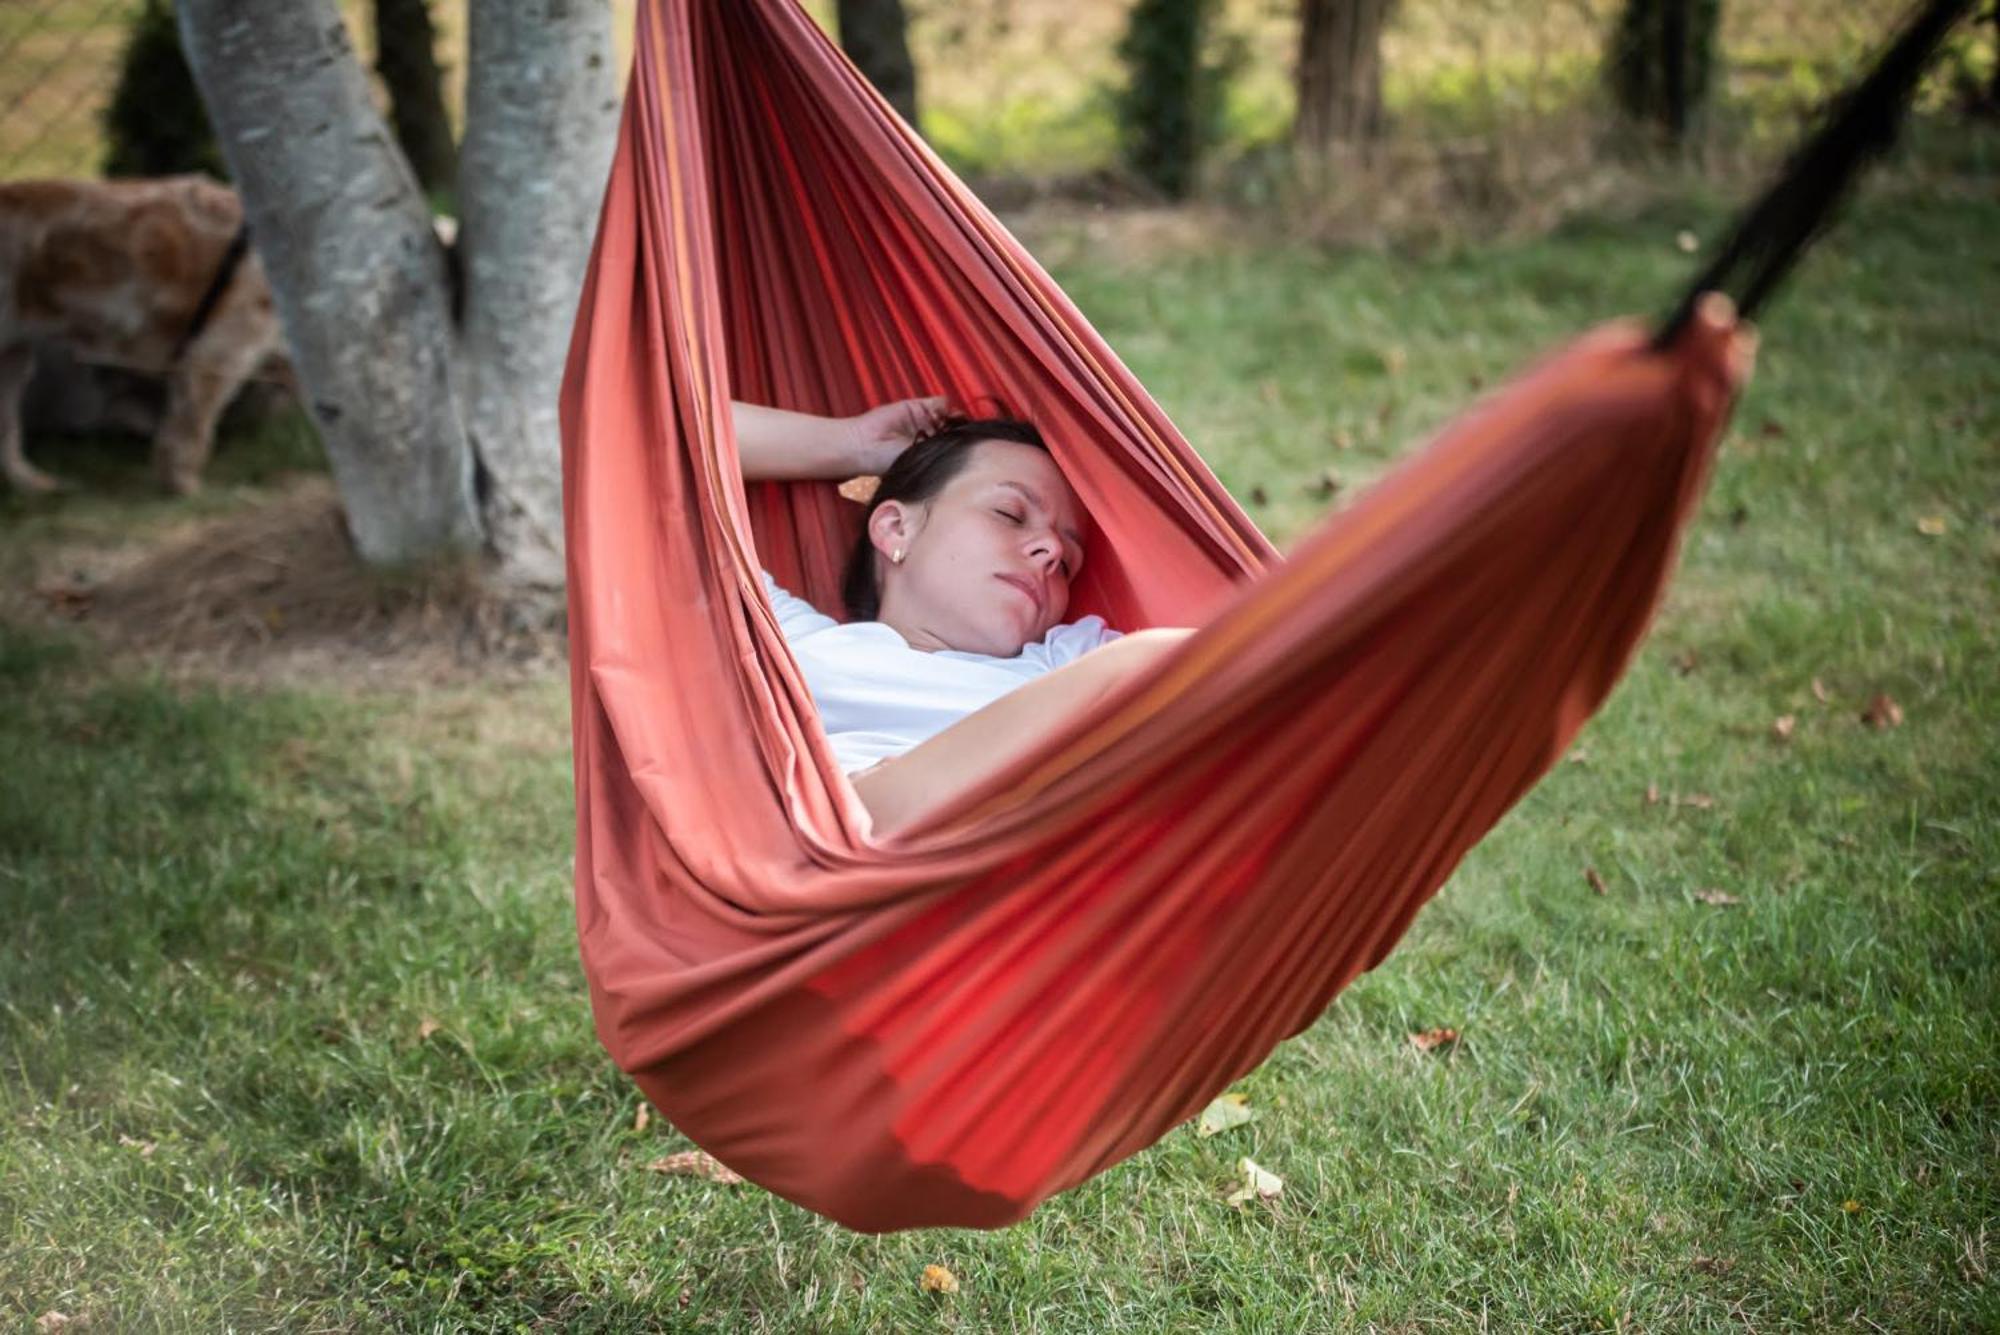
1916, 515, 1947, 536
677, 1287, 693, 1310
634, 1104, 651, 1133
117, 1134, 156, 1158
35, 1314, 71, 1333
837, 475, 880, 505
1644, 783, 1661, 806
1225, 1157, 1285, 1207
1675, 229, 1699, 253
1566, 746, 1591, 765
1330, 427, 1355, 451
1842, 1198, 1862, 1214
1690, 1254, 1736, 1274
647, 1151, 744, 1184
1674, 791, 1717, 811
1382, 345, 1408, 377
1811, 677, 1832, 704
1673, 648, 1700, 676
1771, 714, 1797, 743
35, 583, 94, 618
1584, 866, 1608, 896
1408, 1026, 1459, 1052
1692, 887, 1740, 906
1197, 1091, 1257, 1138
416, 1017, 442, 1041
919, 1263, 960, 1295
1861, 693, 1904, 729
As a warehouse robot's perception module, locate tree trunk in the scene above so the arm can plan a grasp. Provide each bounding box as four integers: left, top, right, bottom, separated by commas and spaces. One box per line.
1294, 0, 1395, 161
178, 0, 480, 567
373, 0, 459, 198
457, 0, 617, 590
837, 0, 919, 127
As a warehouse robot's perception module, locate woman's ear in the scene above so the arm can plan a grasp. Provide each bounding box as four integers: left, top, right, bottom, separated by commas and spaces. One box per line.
867, 500, 918, 557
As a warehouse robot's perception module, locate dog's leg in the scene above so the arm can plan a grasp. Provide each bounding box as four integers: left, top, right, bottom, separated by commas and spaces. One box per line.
0, 342, 62, 493
153, 321, 270, 495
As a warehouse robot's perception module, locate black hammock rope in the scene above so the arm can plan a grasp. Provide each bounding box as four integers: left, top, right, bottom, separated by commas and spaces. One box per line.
1654, 0, 1976, 347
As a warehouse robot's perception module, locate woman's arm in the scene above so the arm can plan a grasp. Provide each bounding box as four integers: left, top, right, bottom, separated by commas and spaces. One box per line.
852, 627, 1194, 837
733, 397, 947, 482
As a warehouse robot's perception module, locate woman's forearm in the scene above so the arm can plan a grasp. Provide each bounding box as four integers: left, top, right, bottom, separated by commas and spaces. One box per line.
732, 402, 860, 481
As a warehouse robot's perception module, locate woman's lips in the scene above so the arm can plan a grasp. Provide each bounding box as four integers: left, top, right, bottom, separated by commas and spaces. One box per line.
997, 573, 1042, 618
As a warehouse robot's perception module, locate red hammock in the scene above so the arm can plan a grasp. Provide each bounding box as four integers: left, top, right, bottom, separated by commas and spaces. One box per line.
559, 0, 1739, 1232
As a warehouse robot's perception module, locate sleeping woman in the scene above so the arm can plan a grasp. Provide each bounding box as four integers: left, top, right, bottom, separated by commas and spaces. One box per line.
732, 397, 1193, 836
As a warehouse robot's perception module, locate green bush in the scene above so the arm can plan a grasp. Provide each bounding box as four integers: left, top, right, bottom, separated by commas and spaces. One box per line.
1604, 0, 1723, 141
1113, 0, 1231, 199
103, 0, 225, 179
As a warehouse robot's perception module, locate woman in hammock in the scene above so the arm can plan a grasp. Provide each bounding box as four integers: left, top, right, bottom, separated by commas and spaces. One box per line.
733, 398, 1193, 834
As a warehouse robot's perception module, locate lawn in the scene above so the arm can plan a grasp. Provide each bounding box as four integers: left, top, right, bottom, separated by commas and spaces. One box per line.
2, 159, 1995, 1328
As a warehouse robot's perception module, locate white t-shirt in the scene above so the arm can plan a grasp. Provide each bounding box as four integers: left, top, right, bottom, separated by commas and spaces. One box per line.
761, 570, 1124, 775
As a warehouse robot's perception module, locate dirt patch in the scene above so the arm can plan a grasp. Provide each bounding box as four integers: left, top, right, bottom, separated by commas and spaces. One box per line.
8, 475, 567, 692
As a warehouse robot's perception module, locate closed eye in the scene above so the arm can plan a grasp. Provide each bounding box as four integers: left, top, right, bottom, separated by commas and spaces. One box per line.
996, 507, 1076, 578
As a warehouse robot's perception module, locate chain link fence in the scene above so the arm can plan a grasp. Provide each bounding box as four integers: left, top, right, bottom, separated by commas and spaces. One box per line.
1, 0, 144, 178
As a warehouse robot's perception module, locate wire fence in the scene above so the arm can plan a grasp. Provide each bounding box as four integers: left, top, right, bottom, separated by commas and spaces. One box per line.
0, 0, 144, 179
0, 1, 1988, 187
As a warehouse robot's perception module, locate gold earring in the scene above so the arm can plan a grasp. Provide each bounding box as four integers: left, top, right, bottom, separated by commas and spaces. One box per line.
892, 547, 905, 565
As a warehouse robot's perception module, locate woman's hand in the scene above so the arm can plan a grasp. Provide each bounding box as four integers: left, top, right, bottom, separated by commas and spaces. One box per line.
842, 396, 949, 477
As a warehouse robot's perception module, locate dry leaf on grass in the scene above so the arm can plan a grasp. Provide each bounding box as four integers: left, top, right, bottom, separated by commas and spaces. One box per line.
1811, 677, 1832, 704
1771, 714, 1797, 743
634, 1104, 651, 1133
1408, 1027, 1459, 1052
1842, 1199, 1863, 1214
1692, 888, 1741, 906
117, 1134, 156, 1157
1584, 866, 1608, 896
919, 1263, 960, 1294
1644, 783, 1661, 806
416, 1017, 442, 1041
35, 1314, 73, 1333
1673, 792, 1717, 811
1675, 230, 1699, 253
647, 1150, 743, 1184
1861, 693, 1904, 729
1673, 648, 1700, 676
1225, 1157, 1285, 1207
1197, 1091, 1257, 1138
1916, 515, 1947, 536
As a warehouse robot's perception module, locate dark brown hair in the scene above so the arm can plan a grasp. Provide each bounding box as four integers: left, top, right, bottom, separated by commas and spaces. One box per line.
841, 415, 1048, 621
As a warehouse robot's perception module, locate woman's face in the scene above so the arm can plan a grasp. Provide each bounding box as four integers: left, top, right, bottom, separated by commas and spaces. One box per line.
870, 439, 1088, 657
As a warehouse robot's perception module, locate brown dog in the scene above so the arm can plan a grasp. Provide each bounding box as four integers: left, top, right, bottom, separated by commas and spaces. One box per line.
0, 175, 285, 495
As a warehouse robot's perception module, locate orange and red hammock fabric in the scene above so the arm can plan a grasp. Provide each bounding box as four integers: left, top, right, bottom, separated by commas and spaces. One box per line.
558, 0, 1740, 1231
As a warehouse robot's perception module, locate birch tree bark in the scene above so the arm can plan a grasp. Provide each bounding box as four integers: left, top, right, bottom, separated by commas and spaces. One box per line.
179, 0, 618, 590
458, 0, 618, 589
178, 0, 480, 566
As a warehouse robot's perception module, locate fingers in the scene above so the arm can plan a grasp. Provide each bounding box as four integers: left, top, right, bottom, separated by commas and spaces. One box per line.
1695, 291, 1757, 389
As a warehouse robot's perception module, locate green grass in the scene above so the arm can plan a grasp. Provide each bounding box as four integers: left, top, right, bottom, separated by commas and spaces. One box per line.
3, 167, 1997, 1328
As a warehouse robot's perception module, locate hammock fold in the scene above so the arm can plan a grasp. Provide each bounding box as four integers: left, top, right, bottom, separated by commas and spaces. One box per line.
560, 0, 1739, 1232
